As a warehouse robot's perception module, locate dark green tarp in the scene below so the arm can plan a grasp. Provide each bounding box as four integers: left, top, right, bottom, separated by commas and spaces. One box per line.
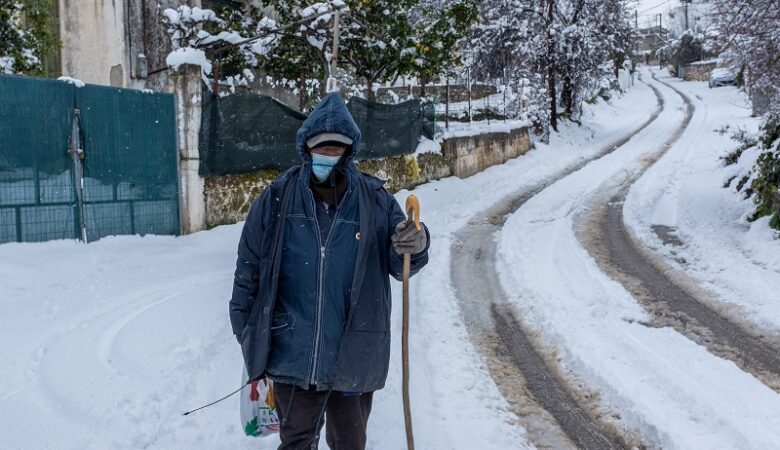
199, 89, 435, 176
0, 74, 179, 244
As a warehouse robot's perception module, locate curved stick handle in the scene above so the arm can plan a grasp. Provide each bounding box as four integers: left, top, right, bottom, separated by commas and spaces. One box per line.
405, 195, 422, 231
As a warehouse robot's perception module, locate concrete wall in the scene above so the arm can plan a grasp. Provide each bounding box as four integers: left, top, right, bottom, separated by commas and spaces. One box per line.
202, 128, 531, 228
60, 0, 129, 87
59, 0, 183, 90
171, 64, 207, 234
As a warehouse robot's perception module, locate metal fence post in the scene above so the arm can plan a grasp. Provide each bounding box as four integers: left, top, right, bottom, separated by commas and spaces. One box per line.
445, 76, 449, 129
68, 108, 87, 242
467, 66, 472, 123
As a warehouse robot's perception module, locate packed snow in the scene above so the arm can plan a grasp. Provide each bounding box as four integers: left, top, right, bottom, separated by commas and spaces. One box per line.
166, 48, 212, 75
496, 69, 780, 449
3, 66, 777, 450
623, 77, 780, 336
0, 69, 657, 450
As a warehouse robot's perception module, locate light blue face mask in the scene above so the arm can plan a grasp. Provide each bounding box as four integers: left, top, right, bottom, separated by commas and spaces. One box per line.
311, 153, 342, 182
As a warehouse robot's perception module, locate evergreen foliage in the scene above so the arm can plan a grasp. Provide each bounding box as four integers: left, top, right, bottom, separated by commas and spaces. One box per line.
711, 0, 780, 230
0, 0, 58, 76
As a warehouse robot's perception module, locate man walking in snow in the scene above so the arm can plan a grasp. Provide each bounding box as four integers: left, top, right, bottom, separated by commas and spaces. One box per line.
229, 92, 430, 450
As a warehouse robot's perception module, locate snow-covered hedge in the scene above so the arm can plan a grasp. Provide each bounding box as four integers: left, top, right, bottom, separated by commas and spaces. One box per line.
722, 122, 780, 231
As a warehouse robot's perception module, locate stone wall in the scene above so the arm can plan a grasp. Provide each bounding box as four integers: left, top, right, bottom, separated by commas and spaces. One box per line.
683, 62, 716, 82
443, 127, 532, 178
203, 127, 531, 228
205, 169, 281, 228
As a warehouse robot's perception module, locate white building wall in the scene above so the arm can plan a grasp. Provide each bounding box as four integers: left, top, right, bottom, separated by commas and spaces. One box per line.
59, 0, 131, 87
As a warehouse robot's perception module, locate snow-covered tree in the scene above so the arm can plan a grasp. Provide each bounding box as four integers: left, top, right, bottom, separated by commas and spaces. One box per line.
472, 0, 633, 137
471, 1, 550, 135
162, 5, 278, 91
0, 0, 58, 75
407, 0, 479, 97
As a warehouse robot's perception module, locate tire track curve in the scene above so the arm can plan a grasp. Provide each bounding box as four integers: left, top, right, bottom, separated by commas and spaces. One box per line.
451, 75, 666, 450
581, 72, 780, 392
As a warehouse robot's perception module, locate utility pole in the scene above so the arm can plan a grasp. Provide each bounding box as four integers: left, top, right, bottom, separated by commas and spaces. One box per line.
635, 10, 639, 60
658, 14, 663, 69
326, 7, 343, 93
682, 0, 691, 30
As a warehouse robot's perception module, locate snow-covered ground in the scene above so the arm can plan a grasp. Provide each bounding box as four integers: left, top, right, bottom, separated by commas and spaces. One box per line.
496, 69, 780, 449
0, 73, 657, 449
623, 77, 780, 337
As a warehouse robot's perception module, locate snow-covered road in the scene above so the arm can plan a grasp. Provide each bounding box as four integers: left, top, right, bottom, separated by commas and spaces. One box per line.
624, 77, 780, 340
0, 71, 656, 450
497, 69, 780, 449
2, 67, 778, 450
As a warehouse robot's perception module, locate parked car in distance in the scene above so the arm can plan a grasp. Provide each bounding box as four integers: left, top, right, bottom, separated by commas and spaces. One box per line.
709, 68, 737, 88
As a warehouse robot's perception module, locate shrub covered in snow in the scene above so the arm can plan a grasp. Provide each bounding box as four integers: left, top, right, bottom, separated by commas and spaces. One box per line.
0, 0, 58, 76
711, 0, 780, 230
656, 29, 715, 75
162, 5, 278, 92
722, 122, 780, 230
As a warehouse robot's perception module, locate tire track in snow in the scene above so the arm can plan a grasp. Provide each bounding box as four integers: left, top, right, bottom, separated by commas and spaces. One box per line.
451, 74, 665, 450
582, 72, 780, 392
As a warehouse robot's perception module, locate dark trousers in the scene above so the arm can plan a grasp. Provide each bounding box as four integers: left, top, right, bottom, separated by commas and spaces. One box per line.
273, 382, 374, 450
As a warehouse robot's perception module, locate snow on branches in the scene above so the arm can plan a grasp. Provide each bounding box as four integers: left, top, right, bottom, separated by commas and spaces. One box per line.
710, 0, 780, 230
162, 5, 279, 91
0, 0, 51, 75
471, 0, 633, 139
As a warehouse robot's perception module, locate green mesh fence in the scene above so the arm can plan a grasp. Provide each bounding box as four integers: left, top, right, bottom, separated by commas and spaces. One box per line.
347, 97, 433, 160
77, 85, 179, 242
199, 89, 307, 176
199, 89, 435, 176
0, 75, 179, 244
0, 75, 77, 243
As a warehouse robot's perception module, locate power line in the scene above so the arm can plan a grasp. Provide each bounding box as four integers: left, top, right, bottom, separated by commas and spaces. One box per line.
635, 0, 675, 15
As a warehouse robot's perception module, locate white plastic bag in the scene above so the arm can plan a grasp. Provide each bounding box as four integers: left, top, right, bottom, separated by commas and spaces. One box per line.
240, 368, 280, 437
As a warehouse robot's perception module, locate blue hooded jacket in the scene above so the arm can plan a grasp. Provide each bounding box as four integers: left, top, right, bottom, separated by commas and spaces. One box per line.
229, 93, 430, 392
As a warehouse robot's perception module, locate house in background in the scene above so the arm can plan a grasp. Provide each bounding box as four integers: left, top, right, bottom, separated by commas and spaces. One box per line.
50, 0, 247, 91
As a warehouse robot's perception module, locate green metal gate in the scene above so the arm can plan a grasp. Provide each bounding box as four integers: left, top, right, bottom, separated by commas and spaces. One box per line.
0, 75, 180, 244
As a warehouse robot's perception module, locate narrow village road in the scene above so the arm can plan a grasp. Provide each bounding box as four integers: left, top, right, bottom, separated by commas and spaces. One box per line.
481, 68, 780, 448
450, 72, 667, 449
580, 74, 780, 392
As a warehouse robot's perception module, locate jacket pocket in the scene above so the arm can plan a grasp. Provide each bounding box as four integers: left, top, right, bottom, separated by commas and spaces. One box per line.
271, 313, 295, 336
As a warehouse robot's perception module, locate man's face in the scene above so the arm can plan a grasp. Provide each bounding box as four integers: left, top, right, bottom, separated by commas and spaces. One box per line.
311, 145, 347, 157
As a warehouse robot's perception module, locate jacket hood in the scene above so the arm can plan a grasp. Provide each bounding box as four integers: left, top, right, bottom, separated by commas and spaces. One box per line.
295, 92, 362, 165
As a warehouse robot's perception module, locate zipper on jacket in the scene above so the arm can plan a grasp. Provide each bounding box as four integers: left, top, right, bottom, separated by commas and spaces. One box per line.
307, 184, 348, 386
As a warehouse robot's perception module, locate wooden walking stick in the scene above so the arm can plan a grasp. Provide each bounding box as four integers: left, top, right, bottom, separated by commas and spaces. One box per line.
402, 195, 421, 450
